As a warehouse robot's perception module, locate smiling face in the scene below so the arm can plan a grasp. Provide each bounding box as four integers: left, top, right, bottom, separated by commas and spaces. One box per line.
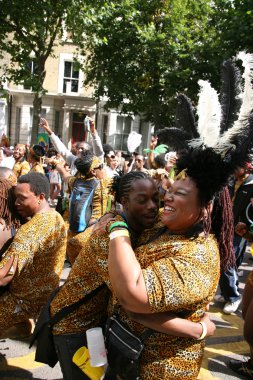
122, 178, 159, 231
13, 145, 26, 160
162, 177, 203, 234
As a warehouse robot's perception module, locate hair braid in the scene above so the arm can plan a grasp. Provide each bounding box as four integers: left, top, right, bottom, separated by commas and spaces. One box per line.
111, 171, 152, 203
0, 178, 20, 229
211, 186, 235, 271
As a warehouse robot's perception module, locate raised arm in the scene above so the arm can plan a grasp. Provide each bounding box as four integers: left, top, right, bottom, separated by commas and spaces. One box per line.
88, 118, 104, 160
40, 118, 76, 166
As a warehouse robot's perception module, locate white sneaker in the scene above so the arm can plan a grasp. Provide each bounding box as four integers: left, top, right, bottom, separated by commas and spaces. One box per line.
223, 298, 241, 314
214, 294, 225, 303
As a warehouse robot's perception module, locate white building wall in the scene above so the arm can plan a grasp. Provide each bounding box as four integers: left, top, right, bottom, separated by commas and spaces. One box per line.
0, 98, 7, 139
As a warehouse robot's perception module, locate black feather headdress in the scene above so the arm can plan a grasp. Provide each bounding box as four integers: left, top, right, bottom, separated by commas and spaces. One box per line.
157, 52, 253, 203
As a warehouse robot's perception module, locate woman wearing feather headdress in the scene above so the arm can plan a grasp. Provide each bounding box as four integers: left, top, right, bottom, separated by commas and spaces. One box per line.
106, 53, 253, 379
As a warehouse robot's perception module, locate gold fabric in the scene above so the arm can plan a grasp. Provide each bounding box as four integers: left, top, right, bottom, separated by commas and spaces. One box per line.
13, 160, 30, 178
88, 225, 219, 379
0, 211, 66, 333
30, 163, 45, 174
90, 156, 103, 171
51, 225, 110, 335
51, 213, 219, 379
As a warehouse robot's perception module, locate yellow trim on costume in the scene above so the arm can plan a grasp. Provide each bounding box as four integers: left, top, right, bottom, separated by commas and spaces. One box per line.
175, 168, 187, 180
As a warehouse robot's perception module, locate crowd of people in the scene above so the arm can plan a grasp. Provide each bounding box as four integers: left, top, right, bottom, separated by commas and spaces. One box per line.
1, 53, 253, 380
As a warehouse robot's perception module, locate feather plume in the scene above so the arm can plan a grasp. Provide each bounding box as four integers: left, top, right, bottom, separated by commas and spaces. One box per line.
156, 127, 193, 151
192, 80, 221, 148
218, 52, 253, 151
175, 94, 199, 138
219, 59, 242, 134
127, 131, 142, 153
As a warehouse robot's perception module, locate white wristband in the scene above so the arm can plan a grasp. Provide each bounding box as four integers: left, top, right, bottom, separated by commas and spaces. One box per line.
109, 230, 130, 240
197, 321, 207, 340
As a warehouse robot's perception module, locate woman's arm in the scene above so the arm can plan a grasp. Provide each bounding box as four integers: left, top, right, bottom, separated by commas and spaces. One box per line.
127, 311, 215, 339
0, 255, 18, 286
109, 235, 151, 313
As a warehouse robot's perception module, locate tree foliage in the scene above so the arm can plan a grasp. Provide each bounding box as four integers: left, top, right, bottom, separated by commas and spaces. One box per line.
69, 0, 216, 129
69, 0, 253, 130
0, 0, 69, 143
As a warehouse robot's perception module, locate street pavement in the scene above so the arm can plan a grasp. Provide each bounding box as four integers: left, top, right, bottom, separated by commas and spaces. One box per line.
0, 249, 252, 380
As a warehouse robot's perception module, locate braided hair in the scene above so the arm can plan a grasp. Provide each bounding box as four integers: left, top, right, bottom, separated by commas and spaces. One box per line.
0, 178, 20, 229
211, 186, 235, 271
111, 171, 153, 203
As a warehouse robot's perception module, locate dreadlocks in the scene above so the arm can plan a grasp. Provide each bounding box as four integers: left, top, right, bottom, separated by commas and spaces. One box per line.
0, 178, 20, 229
211, 187, 235, 271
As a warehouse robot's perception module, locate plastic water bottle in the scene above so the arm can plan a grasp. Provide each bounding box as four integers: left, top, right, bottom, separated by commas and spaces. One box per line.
86, 327, 108, 367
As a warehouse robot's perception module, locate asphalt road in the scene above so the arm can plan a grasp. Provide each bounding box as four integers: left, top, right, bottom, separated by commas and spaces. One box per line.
0, 250, 252, 380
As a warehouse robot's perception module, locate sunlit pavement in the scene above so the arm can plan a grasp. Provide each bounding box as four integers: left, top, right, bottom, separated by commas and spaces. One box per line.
0, 250, 252, 380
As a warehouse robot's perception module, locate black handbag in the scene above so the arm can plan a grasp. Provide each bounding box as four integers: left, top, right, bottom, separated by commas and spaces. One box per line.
29, 284, 106, 368
104, 312, 153, 380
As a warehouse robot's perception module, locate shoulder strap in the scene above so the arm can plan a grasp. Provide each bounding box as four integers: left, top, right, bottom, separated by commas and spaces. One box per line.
49, 283, 106, 327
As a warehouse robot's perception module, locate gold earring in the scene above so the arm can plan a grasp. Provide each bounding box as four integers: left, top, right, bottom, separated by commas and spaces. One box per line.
38, 200, 41, 205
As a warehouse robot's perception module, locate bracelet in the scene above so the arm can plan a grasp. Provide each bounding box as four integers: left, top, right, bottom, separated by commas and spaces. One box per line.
109, 230, 130, 240
108, 221, 129, 233
197, 321, 207, 340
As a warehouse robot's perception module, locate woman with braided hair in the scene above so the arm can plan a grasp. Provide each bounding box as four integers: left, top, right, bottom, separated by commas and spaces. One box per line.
105, 54, 253, 379
0, 178, 20, 259
48, 171, 216, 380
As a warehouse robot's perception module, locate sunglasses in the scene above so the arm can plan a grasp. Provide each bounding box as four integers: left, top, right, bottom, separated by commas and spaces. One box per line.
94, 164, 104, 170
108, 155, 116, 159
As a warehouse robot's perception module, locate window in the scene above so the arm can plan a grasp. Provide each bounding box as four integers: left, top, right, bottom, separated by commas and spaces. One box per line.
113, 116, 132, 151
23, 61, 38, 90
63, 61, 79, 93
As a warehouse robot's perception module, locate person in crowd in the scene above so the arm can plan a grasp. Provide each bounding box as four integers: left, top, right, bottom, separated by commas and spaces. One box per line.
115, 150, 125, 173
53, 151, 111, 264
90, 147, 233, 380
133, 154, 149, 173
49, 164, 62, 206
40, 117, 104, 175
0, 178, 20, 258
49, 171, 216, 380
105, 151, 119, 178
12, 143, 30, 178
228, 219, 253, 378
215, 163, 253, 314
0, 172, 66, 339
27, 144, 45, 174
0, 147, 15, 169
